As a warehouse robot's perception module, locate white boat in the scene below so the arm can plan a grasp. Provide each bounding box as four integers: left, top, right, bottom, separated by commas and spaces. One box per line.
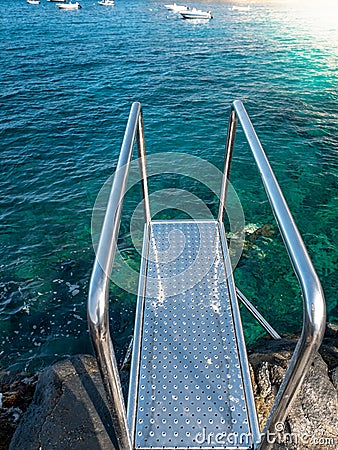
165, 3, 189, 13
27, 0, 40, 4
229, 5, 250, 11
48, 0, 67, 2
57, 1, 82, 9
180, 8, 212, 19
98, 0, 115, 5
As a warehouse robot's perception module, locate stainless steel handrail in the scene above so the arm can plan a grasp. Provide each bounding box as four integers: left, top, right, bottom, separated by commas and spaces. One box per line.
89, 100, 325, 450
87, 102, 149, 450
219, 100, 326, 449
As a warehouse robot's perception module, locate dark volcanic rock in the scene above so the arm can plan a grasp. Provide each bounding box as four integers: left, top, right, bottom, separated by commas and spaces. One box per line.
248, 323, 338, 449
6, 324, 338, 450
9, 355, 119, 450
0, 372, 38, 450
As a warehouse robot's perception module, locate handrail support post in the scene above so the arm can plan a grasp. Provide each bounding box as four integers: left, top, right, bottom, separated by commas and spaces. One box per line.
218, 109, 237, 222
137, 109, 151, 224
88, 102, 150, 450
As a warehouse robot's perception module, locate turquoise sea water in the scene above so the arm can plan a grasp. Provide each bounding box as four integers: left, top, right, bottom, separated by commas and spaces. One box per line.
0, 0, 337, 371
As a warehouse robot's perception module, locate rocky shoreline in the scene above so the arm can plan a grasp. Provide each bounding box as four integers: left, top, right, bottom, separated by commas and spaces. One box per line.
0, 372, 39, 450
248, 323, 338, 449
1, 323, 337, 450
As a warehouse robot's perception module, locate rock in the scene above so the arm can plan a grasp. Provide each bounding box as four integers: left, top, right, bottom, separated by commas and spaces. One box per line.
9, 355, 119, 450
319, 322, 338, 371
248, 329, 338, 450
7, 325, 338, 450
0, 372, 38, 450
331, 367, 338, 390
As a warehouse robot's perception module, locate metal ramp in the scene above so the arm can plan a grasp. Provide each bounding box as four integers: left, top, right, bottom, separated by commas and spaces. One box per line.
87, 101, 326, 450
129, 220, 257, 449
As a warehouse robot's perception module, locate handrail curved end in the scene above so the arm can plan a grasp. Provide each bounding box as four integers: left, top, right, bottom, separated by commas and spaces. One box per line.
302, 280, 326, 348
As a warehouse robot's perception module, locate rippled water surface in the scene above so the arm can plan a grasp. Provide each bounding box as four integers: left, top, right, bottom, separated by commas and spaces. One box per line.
0, 0, 337, 371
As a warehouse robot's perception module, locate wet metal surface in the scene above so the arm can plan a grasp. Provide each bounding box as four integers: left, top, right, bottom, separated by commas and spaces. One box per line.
134, 221, 252, 449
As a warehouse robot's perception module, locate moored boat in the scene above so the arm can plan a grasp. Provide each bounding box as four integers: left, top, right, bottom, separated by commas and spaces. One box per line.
27, 0, 41, 4
165, 3, 189, 13
98, 0, 115, 6
180, 8, 212, 19
57, 1, 82, 9
229, 5, 250, 11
